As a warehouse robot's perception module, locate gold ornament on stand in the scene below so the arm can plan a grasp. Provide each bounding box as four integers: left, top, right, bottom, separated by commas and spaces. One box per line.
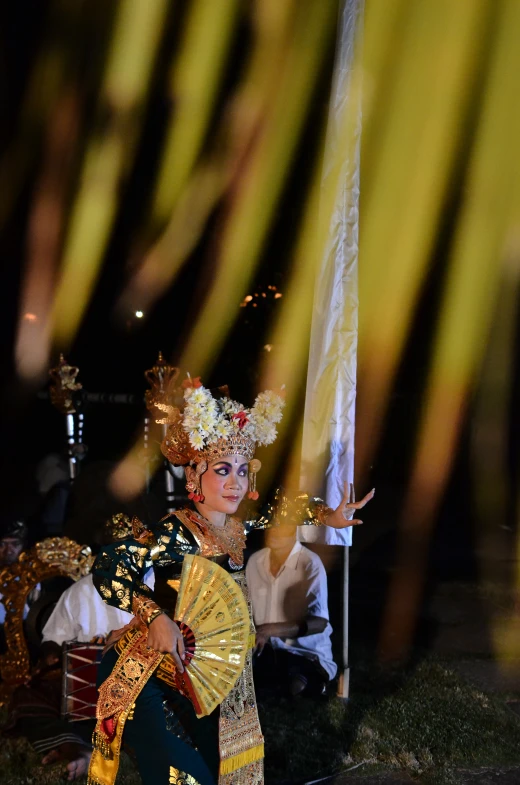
144, 351, 180, 421
49, 354, 82, 414
144, 352, 181, 510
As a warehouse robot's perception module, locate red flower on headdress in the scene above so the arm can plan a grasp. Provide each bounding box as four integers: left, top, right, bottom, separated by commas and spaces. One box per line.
232, 411, 249, 429
182, 376, 202, 389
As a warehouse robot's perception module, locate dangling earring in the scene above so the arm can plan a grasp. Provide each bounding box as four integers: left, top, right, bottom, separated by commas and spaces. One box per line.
186, 478, 204, 503
247, 459, 261, 500
186, 479, 198, 500
186, 460, 207, 503
194, 461, 206, 503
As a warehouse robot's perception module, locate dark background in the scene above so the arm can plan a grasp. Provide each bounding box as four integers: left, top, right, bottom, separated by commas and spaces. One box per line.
1, 0, 517, 613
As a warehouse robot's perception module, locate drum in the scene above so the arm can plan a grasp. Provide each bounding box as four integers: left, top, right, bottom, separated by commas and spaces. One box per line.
61, 641, 104, 721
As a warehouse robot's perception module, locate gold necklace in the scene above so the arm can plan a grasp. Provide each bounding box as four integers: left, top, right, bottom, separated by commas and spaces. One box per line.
176, 509, 245, 567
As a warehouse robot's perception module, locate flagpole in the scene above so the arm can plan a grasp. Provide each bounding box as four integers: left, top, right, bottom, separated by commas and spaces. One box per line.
298, 0, 364, 700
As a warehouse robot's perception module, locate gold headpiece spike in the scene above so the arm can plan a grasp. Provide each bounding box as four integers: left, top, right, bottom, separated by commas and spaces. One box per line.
155, 401, 180, 425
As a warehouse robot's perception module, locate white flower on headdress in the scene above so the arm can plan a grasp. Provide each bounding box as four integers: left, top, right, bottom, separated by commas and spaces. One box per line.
179, 380, 284, 452
199, 413, 216, 433
183, 414, 198, 430
251, 416, 277, 446
216, 420, 232, 438
187, 388, 207, 405
248, 390, 285, 445
222, 398, 242, 416
189, 431, 205, 450
251, 390, 285, 424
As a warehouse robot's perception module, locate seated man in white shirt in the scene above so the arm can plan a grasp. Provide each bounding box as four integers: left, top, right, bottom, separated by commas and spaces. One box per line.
41, 569, 149, 655
246, 522, 337, 698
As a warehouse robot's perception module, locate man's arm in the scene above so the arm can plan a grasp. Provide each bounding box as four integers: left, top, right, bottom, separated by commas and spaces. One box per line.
255, 616, 328, 654
37, 640, 62, 670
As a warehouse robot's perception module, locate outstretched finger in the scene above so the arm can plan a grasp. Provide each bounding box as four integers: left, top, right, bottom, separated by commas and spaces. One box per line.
340, 481, 350, 507
340, 518, 364, 528
345, 488, 375, 510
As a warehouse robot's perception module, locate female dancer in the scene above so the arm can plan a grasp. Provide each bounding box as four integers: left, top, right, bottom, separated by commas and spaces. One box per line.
87, 378, 373, 785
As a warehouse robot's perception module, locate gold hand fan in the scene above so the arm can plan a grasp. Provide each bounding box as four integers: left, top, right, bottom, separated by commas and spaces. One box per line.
165, 554, 249, 717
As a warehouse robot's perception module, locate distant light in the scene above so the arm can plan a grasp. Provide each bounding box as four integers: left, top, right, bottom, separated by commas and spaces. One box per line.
274, 293, 283, 299
261, 292, 267, 298
23, 313, 38, 322
135, 310, 144, 318
264, 344, 273, 352
244, 295, 253, 302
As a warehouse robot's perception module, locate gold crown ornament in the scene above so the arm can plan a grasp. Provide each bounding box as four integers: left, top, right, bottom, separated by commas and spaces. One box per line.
158, 376, 285, 501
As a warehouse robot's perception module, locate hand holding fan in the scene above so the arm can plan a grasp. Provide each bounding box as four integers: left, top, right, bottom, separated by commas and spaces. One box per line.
164, 555, 249, 717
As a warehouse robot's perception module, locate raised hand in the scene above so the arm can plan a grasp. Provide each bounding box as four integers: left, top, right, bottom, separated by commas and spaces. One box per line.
325, 482, 375, 529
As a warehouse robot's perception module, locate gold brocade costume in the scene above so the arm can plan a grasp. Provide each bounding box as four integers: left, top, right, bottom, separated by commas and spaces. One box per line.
89, 502, 330, 785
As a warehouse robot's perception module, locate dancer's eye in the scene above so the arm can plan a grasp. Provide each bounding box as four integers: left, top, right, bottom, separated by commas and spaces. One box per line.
214, 467, 230, 476
238, 467, 248, 477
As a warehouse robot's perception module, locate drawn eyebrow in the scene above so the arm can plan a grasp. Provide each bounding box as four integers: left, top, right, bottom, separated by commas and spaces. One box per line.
213, 461, 248, 469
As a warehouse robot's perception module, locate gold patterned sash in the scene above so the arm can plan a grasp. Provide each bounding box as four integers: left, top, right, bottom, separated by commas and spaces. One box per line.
87, 629, 164, 785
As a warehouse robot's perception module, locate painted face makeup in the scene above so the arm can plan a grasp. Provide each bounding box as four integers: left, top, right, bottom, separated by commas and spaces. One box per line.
199, 453, 249, 515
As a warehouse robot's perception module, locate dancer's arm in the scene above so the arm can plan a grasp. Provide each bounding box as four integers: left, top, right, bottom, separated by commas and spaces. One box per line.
250, 485, 374, 530
92, 515, 196, 627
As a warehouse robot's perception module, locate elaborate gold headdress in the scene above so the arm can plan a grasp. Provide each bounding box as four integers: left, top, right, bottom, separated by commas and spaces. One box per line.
156, 376, 284, 498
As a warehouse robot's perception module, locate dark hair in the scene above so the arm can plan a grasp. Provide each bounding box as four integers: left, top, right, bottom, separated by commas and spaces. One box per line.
0, 518, 28, 543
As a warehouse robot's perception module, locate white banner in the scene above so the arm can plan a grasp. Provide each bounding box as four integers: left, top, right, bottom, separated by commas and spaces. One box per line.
299, 0, 363, 547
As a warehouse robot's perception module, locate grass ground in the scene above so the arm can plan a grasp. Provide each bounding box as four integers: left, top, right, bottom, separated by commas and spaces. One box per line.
259, 655, 520, 784
2, 654, 520, 784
